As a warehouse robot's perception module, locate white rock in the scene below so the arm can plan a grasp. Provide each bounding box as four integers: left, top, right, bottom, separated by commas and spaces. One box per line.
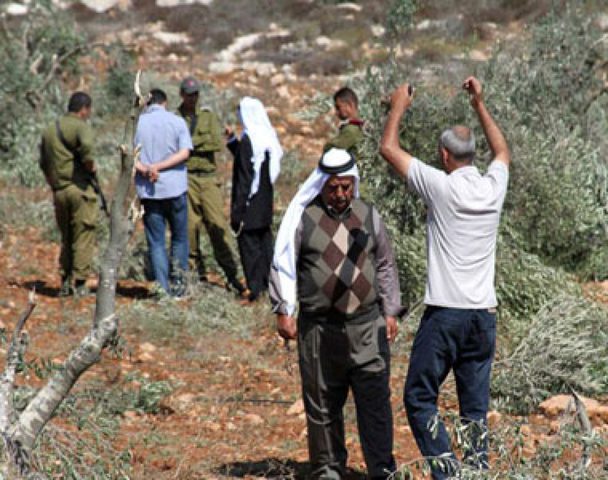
314, 36, 346, 50
139, 342, 157, 353
242, 413, 264, 425
335, 2, 362, 13
287, 399, 304, 416
216, 33, 263, 62
153, 31, 190, 45
416, 19, 433, 31
208, 61, 236, 74
539, 394, 602, 417
157, 0, 213, 6
595, 14, 608, 32
270, 73, 285, 87
215, 29, 290, 63
371, 25, 386, 37
5, 3, 28, 15
315, 36, 332, 48
416, 16, 463, 32
395, 45, 415, 58
468, 49, 489, 62
80, 0, 131, 13
241, 61, 276, 76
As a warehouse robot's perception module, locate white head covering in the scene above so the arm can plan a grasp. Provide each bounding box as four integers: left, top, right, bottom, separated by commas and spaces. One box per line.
238, 97, 283, 198
273, 148, 359, 316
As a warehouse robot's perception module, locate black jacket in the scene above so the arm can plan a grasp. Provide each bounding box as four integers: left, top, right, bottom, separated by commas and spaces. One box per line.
228, 135, 273, 231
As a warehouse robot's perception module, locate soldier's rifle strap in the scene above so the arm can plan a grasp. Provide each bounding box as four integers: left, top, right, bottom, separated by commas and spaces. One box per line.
188, 114, 198, 136
55, 120, 110, 217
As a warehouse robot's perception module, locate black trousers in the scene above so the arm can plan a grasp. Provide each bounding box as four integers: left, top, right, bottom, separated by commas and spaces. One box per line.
298, 315, 396, 479
237, 226, 273, 298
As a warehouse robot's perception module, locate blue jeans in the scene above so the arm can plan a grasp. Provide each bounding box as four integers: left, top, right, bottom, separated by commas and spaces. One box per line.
142, 193, 189, 294
403, 307, 496, 479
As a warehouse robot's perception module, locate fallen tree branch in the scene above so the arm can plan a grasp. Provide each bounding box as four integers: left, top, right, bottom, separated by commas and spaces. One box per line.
0, 73, 147, 477
571, 389, 593, 472
0, 291, 36, 432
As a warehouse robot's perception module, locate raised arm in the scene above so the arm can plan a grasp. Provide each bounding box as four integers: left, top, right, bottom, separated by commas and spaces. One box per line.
380, 83, 415, 178
463, 76, 510, 167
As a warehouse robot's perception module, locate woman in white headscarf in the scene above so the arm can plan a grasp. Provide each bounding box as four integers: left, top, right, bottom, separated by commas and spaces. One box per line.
227, 97, 283, 302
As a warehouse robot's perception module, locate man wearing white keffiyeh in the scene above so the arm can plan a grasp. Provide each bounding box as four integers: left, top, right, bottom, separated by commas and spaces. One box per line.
228, 97, 283, 302
269, 148, 403, 480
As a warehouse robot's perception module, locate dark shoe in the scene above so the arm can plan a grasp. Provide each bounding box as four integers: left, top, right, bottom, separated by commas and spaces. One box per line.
170, 280, 187, 299
58, 278, 73, 297
74, 280, 91, 298
227, 276, 247, 295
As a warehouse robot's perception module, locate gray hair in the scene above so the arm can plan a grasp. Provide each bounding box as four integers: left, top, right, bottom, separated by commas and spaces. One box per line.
439, 126, 476, 162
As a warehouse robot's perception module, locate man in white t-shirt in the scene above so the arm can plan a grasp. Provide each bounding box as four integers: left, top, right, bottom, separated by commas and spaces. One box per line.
380, 77, 510, 479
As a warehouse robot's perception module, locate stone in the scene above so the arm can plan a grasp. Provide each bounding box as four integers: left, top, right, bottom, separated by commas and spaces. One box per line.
334, 2, 362, 13
139, 342, 157, 353
270, 73, 285, 87
159, 392, 196, 414
157, 0, 213, 6
371, 25, 386, 38
241, 61, 276, 76
208, 61, 236, 74
315, 36, 347, 50
287, 399, 304, 416
153, 31, 190, 45
487, 410, 502, 427
242, 413, 264, 425
136, 352, 155, 363
469, 49, 490, 62
476, 22, 499, 41
594, 14, 608, 32
548, 420, 561, 434
539, 394, 601, 417
80, 0, 131, 13
5, 3, 28, 15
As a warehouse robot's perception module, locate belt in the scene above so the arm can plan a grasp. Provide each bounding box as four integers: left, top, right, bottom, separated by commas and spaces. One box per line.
188, 170, 215, 176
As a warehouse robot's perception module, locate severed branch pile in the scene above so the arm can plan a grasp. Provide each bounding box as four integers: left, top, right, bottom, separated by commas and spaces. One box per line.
0, 72, 147, 479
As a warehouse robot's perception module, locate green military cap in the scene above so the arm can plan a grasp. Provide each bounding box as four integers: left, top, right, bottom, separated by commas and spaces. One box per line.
180, 76, 200, 94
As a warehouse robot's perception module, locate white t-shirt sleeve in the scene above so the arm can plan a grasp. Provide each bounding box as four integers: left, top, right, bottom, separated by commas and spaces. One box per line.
407, 157, 447, 205
485, 160, 509, 203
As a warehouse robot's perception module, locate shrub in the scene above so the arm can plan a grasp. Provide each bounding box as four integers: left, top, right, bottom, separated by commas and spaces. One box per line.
492, 295, 608, 414
0, 0, 87, 187
334, 2, 608, 413
480, 6, 608, 276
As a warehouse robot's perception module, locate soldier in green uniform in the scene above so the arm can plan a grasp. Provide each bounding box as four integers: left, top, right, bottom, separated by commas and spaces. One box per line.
177, 77, 245, 294
39, 92, 97, 297
323, 87, 365, 156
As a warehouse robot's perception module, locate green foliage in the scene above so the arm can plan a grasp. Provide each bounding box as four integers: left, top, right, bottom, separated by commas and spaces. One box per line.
0, 0, 87, 187
480, 6, 608, 275
493, 295, 608, 414
93, 44, 137, 118
385, 0, 417, 42
134, 380, 173, 414
394, 411, 607, 478
494, 225, 579, 347
0, 193, 57, 241
340, 4, 608, 414
120, 282, 268, 343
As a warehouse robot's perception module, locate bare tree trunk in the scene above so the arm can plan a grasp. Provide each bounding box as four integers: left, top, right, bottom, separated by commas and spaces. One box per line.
0, 83, 144, 475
